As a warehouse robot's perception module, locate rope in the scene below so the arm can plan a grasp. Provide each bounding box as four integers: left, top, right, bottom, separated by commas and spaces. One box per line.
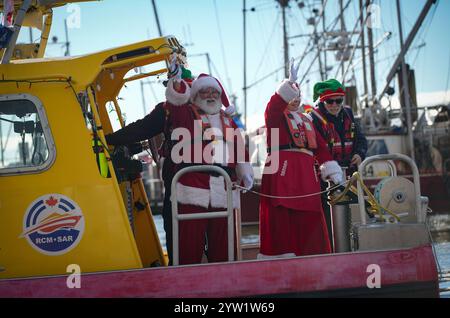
236, 171, 401, 223
235, 180, 349, 199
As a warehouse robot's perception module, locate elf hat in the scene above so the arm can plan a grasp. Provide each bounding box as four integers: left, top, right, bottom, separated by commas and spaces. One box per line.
181, 67, 194, 86
163, 66, 194, 87
313, 79, 346, 102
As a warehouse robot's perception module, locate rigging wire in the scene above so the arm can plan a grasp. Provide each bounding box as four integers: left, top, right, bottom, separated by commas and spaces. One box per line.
213, 0, 232, 94
444, 50, 450, 104
251, 11, 281, 83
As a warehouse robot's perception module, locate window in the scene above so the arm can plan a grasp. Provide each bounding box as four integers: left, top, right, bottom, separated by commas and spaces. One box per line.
366, 139, 389, 157
0, 94, 55, 175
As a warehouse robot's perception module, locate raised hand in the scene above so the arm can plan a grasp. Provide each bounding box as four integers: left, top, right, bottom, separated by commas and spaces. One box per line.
288, 57, 300, 83
168, 54, 182, 80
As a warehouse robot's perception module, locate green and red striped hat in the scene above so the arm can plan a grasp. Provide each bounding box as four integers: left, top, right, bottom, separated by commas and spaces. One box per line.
313, 79, 346, 102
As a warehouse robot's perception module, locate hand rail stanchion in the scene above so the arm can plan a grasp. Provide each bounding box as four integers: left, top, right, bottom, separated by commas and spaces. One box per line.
171, 165, 235, 266
235, 208, 243, 261
357, 154, 422, 225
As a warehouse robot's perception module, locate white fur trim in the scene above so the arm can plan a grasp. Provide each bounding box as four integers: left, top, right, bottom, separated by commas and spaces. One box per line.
165, 78, 191, 106
257, 253, 296, 260
276, 79, 300, 103
320, 160, 342, 181
210, 176, 240, 209
224, 104, 235, 115
191, 76, 222, 100
176, 177, 240, 209
175, 183, 210, 209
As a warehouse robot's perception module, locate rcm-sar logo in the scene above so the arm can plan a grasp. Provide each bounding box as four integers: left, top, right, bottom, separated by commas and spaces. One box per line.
20, 194, 85, 255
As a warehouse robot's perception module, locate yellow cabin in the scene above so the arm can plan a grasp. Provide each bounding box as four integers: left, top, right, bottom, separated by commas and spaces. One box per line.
0, 1, 186, 278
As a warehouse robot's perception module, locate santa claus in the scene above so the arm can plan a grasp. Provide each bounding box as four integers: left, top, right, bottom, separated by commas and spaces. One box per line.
259, 59, 343, 258
165, 60, 253, 265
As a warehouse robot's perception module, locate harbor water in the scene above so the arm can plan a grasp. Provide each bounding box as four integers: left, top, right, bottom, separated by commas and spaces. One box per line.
154, 213, 450, 298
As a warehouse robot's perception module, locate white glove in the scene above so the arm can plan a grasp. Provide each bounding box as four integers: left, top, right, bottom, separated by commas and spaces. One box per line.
288, 57, 300, 83
236, 162, 254, 193
329, 172, 344, 185
168, 54, 182, 80
241, 173, 254, 191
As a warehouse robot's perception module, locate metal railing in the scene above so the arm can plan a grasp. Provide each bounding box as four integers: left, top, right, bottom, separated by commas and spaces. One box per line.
171, 165, 237, 266
357, 154, 422, 225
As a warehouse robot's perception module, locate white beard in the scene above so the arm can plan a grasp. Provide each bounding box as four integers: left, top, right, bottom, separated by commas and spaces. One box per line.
194, 96, 221, 115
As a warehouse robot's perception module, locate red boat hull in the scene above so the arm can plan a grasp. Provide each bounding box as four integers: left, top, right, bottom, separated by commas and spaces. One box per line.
0, 245, 438, 298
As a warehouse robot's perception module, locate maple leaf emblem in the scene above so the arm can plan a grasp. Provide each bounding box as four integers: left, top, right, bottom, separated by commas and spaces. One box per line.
45, 196, 58, 207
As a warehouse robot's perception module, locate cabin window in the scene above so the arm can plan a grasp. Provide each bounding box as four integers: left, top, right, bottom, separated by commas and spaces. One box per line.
366, 139, 389, 157
0, 94, 55, 175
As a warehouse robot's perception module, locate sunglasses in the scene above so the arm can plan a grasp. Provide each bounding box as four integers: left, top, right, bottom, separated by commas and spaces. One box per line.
199, 89, 220, 99
324, 98, 343, 105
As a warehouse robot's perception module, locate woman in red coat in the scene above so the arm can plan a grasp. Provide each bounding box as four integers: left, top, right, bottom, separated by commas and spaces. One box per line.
259, 60, 343, 258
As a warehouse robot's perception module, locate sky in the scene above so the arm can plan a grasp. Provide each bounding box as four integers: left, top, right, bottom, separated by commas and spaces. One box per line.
16, 0, 450, 131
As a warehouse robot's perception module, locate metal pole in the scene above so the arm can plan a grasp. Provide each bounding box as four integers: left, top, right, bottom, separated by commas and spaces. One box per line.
140, 80, 147, 116
321, 0, 328, 79
279, 0, 289, 78
380, 0, 436, 99
151, 0, 163, 36
359, 0, 369, 106
243, 0, 247, 126
366, 1, 377, 103
0, 120, 4, 167
396, 0, 415, 161
1, 0, 32, 64
206, 53, 212, 76
331, 200, 352, 253
339, 0, 346, 79
315, 32, 324, 81
64, 19, 70, 56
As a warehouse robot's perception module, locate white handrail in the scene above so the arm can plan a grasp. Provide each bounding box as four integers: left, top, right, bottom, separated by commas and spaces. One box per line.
171, 165, 236, 266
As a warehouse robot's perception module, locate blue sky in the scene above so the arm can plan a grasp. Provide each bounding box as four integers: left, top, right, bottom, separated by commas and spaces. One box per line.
17, 0, 450, 130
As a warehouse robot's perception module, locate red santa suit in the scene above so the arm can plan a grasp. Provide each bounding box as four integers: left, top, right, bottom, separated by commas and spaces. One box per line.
165, 75, 253, 265
259, 79, 342, 258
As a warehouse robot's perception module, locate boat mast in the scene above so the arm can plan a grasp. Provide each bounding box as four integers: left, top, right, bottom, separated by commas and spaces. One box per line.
315, 5, 325, 81
64, 19, 70, 56
151, 0, 163, 36
321, 0, 328, 79
277, 0, 290, 78
339, 0, 346, 79
396, 0, 414, 161
366, 1, 377, 105
379, 0, 437, 98
359, 0, 369, 106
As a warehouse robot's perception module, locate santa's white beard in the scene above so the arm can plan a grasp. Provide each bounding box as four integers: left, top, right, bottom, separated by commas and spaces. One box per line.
194, 96, 221, 114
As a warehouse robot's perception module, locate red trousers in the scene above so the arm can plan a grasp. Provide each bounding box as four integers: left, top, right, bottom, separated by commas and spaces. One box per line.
178, 204, 233, 265
259, 200, 331, 256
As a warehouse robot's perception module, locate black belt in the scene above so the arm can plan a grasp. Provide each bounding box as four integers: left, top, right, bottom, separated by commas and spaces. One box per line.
176, 163, 236, 178
267, 143, 302, 154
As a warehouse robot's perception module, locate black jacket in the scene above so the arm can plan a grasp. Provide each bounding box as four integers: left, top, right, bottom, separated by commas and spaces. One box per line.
105, 102, 166, 146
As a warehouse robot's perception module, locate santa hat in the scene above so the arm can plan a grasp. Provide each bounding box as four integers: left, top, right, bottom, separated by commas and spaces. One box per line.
191, 73, 234, 114
313, 79, 346, 102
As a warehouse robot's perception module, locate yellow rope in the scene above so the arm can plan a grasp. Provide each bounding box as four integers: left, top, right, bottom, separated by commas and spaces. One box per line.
329, 172, 401, 223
